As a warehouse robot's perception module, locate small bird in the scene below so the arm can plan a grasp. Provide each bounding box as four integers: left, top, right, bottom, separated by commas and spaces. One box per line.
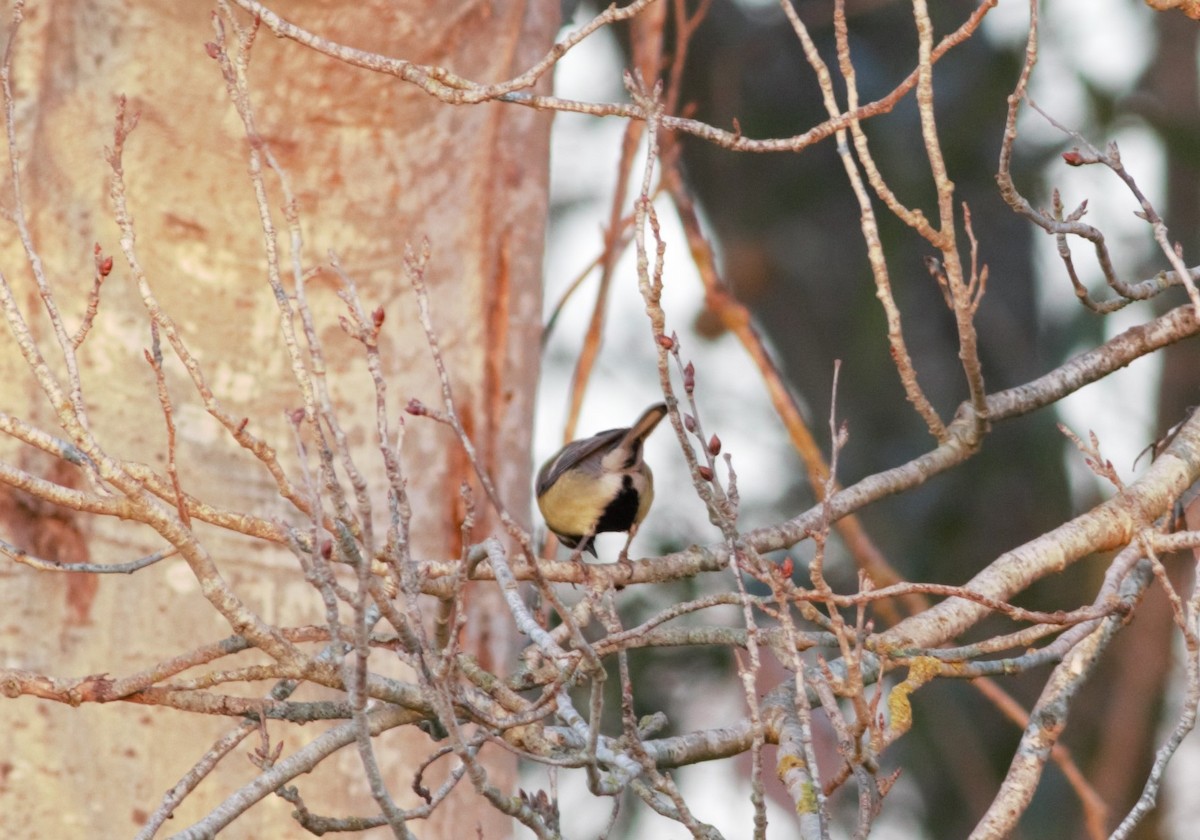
536, 403, 668, 558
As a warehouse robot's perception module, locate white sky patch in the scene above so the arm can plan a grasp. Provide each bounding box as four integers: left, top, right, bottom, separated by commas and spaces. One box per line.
553, 11, 626, 103
1043, 0, 1154, 95
548, 19, 627, 207
981, 0, 1036, 48
987, 0, 1154, 143
986, 0, 1152, 96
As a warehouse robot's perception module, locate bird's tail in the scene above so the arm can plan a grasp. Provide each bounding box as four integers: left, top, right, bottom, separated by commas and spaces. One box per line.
622, 402, 668, 447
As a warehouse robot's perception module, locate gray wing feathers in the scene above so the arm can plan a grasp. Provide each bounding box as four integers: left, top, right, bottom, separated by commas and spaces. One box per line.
535, 427, 626, 496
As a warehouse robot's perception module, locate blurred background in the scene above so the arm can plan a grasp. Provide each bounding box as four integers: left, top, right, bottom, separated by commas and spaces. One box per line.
534, 1, 1200, 837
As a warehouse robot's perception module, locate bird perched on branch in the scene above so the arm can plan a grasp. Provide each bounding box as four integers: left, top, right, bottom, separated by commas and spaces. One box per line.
536, 403, 668, 558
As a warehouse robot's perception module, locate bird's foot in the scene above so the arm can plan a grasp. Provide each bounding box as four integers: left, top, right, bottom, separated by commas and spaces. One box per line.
615, 550, 635, 588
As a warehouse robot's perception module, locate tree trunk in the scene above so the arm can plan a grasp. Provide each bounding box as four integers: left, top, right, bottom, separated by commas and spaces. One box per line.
0, 2, 553, 835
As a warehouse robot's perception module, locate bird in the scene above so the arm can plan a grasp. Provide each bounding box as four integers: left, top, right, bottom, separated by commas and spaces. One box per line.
536, 402, 668, 558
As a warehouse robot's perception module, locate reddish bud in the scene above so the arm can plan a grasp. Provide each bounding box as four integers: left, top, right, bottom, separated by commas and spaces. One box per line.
684, 413, 696, 433
406, 398, 428, 416
320, 540, 332, 560
1062, 150, 1084, 167
697, 465, 713, 482
655, 334, 674, 350
204, 42, 220, 60
235, 417, 249, 435
99, 256, 113, 277
780, 556, 794, 577
93, 243, 101, 255
289, 407, 305, 425
372, 306, 386, 329
708, 434, 721, 456
683, 362, 695, 394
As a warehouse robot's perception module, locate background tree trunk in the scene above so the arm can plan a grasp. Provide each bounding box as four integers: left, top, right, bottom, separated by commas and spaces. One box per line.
0, 2, 554, 835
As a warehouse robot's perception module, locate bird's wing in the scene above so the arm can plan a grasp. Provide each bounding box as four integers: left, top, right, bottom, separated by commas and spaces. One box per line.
535, 427, 627, 496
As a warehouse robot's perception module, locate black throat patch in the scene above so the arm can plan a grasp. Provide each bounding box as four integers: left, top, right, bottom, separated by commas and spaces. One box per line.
595, 474, 640, 534
595, 475, 643, 535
